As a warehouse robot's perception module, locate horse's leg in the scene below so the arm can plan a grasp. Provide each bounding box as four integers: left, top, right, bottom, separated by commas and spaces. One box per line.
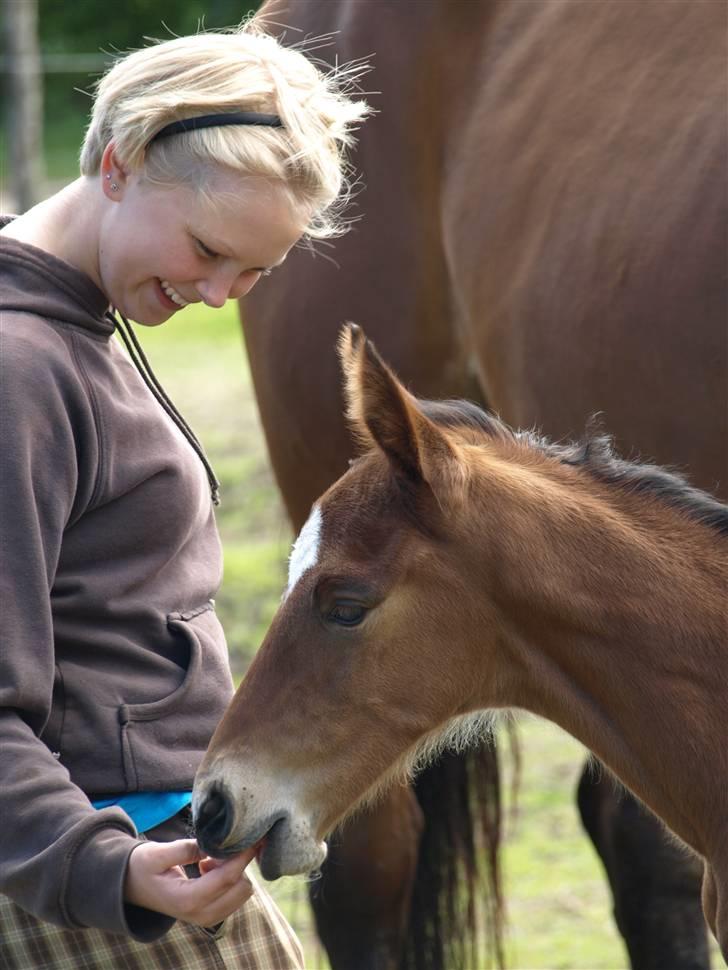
577, 764, 710, 970
308, 786, 424, 970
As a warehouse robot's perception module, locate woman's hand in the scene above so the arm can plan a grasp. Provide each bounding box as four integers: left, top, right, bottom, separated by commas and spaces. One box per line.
124, 838, 257, 926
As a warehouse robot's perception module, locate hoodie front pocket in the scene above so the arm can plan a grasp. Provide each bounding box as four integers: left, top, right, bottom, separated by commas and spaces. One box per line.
119, 602, 234, 790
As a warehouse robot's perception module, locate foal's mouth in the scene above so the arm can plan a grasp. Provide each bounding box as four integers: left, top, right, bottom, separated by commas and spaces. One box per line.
252, 816, 286, 871
196, 811, 285, 861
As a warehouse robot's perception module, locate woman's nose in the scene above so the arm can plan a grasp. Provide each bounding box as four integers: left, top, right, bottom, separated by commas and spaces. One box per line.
197, 270, 261, 307
196, 277, 231, 308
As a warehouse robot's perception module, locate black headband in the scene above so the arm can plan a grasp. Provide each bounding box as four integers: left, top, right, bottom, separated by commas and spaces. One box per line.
150, 111, 284, 143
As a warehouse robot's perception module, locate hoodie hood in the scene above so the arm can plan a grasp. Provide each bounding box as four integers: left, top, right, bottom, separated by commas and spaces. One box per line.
0, 216, 113, 338
0, 214, 219, 502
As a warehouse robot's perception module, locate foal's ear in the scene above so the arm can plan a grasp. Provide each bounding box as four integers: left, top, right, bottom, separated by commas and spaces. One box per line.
338, 323, 465, 499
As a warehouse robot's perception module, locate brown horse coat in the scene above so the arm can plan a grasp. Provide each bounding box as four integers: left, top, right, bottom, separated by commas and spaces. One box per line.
246, 0, 726, 516
241, 3, 727, 967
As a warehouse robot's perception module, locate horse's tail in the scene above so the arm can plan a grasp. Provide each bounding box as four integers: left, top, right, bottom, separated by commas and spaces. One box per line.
400, 733, 514, 970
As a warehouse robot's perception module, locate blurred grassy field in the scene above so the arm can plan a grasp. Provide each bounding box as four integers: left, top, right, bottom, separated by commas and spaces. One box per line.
135, 301, 647, 970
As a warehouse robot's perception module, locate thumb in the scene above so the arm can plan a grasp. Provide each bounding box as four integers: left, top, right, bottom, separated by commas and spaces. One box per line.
143, 838, 202, 872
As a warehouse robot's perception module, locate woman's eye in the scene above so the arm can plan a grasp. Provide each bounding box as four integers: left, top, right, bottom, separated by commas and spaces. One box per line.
195, 238, 218, 259
327, 602, 366, 627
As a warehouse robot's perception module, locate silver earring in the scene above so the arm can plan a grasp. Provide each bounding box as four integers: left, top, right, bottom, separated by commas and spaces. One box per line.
105, 173, 119, 192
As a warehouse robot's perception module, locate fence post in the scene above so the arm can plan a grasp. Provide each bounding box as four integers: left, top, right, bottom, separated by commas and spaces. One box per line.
2, 0, 44, 212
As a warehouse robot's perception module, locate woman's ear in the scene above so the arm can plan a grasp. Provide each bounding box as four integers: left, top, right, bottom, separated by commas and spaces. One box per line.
100, 142, 128, 201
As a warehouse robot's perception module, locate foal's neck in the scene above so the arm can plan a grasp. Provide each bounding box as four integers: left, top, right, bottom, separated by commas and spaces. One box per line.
479, 456, 727, 856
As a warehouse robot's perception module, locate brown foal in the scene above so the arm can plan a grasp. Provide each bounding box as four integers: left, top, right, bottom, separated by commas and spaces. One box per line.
194, 326, 728, 960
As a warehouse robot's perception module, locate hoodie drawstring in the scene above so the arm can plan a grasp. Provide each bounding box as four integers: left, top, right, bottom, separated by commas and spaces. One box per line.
109, 310, 221, 506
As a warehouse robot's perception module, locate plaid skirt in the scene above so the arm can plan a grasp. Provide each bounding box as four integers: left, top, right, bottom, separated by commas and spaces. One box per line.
0, 873, 305, 970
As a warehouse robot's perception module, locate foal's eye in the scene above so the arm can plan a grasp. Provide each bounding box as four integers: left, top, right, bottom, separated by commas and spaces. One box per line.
327, 602, 367, 627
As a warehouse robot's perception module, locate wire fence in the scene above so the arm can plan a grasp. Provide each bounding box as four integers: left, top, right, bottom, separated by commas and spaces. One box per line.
1, 50, 112, 210
0, 53, 114, 72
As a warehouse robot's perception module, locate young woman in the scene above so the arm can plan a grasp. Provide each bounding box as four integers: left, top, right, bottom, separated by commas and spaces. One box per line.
0, 21, 369, 969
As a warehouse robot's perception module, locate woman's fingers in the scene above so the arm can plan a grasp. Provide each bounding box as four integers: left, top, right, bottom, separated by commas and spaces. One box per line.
125, 841, 197, 910
141, 838, 203, 873
197, 856, 222, 876
125, 838, 259, 925
197, 842, 258, 877
176, 865, 255, 926
188, 845, 256, 893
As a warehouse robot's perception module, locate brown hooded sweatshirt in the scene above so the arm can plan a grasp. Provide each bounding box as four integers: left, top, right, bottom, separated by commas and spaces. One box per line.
0, 221, 234, 939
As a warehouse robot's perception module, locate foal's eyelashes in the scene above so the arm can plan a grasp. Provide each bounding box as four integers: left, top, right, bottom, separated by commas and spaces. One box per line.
326, 601, 368, 627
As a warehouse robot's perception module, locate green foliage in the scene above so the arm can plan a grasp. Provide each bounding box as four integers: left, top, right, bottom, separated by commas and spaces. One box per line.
39, 0, 260, 53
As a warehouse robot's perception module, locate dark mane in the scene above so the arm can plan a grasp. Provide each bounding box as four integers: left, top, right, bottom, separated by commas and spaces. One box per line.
420, 398, 728, 537
529, 425, 728, 537
419, 398, 512, 440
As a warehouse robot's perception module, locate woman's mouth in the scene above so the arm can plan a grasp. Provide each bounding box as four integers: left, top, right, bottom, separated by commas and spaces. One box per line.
156, 278, 189, 310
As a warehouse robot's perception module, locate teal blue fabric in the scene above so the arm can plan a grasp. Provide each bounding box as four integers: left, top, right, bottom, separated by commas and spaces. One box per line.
92, 791, 192, 833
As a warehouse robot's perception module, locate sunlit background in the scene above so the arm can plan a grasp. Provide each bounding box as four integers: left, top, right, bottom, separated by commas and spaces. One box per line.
4, 4, 715, 967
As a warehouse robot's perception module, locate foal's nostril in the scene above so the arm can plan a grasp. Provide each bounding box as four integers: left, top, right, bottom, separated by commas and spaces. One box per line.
195, 785, 233, 847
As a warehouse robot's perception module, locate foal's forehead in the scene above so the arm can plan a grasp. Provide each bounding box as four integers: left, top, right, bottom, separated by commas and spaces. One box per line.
285, 504, 323, 600
283, 460, 403, 599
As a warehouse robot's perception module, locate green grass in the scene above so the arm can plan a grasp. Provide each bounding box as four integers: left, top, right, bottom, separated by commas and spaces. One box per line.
118, 302, 720, 968
502, 717, 627, 969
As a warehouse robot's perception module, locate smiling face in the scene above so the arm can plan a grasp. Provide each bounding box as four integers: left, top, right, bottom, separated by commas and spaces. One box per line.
97, 160, 307, 325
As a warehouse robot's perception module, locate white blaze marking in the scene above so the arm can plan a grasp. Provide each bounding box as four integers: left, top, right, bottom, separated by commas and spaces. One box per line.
284, 504, 322, 600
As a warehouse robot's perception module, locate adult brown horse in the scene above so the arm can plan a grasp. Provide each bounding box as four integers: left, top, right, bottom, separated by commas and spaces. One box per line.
194, 326, 728, 965
241, 1, 727, 968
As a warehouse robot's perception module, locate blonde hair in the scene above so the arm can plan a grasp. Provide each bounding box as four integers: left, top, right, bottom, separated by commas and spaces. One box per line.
80, 21, 371, 238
